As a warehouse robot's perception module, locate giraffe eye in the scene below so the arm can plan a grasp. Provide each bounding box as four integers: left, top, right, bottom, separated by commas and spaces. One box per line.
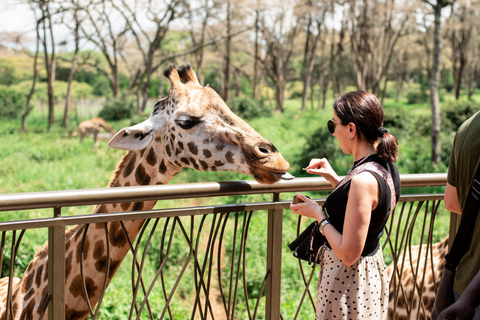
175, 115, 201, 130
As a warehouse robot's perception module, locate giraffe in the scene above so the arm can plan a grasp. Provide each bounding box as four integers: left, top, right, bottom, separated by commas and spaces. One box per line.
386, 237, 449, 319
76, 117, 116, 149
0, 64, 293, 320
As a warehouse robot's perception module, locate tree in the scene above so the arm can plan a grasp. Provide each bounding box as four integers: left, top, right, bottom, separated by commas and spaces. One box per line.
22, 18, 42, 132
448, 0, 474, 100
60, 0, 87, 128
347, 0, 409, 96
422, 0, 454, 164
258, 0, 300, 112
296, 0, 328, 111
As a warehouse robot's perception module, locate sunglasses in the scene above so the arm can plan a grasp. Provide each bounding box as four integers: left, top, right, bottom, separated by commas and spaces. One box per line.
327, 120, 338, 134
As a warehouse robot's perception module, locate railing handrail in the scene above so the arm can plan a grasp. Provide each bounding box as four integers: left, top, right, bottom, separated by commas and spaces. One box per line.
0, 173, 447, 212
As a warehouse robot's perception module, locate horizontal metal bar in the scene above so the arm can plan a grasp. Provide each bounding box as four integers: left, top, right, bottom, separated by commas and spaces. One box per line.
0, 174, 446, 212
0, 193, 443, 232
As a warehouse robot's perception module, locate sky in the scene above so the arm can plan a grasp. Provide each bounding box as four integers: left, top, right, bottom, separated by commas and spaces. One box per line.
0, 0, 39, 50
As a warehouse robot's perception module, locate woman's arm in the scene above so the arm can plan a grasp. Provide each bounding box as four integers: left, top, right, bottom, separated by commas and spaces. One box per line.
290, 172, 378, 266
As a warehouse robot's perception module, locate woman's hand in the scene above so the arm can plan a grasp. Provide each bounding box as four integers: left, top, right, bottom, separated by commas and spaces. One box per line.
304, 158, 339, 187
290, 193, 325, 222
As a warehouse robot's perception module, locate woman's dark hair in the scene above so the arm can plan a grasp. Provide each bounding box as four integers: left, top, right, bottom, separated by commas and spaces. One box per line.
333, 91, 398, 162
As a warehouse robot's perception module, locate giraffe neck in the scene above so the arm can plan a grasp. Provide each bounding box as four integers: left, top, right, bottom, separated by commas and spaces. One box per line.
10, 147, 181, 319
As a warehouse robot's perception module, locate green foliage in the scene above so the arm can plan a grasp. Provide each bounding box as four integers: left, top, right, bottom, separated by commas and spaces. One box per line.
407, 89, 429, 104
92, 75, 113, 97
98, 94, 136, 121
442, 99, 480, 132
295, 126, 347, 177
0, 85, 27, 118
227, 97, 272, 120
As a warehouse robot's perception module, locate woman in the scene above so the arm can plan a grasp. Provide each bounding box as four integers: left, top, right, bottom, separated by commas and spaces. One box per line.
290, 91, 400, 319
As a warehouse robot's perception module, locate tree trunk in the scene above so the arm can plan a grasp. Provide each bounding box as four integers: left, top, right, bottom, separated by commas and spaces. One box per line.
63, 17, 80, 128
223, 1, 232, 102
301, 16, 312, 111
429, 2, 443, 165
22, 20, 42, 132
253, 4, 260, 100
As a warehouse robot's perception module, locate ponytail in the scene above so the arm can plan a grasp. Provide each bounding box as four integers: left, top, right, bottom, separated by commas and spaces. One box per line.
376, 132, 398, 163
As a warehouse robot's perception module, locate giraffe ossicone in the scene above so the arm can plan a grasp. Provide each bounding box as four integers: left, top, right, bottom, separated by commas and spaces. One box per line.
0, 64, 292, 320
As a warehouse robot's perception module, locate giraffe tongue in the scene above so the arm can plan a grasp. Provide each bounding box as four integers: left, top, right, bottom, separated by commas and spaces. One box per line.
275, 172, 295, 180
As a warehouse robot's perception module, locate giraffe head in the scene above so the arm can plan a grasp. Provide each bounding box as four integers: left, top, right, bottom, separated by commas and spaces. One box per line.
109, 64, 292, 184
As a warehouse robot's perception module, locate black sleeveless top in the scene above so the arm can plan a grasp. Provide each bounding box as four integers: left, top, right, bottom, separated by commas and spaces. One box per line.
323, 155, 401, 256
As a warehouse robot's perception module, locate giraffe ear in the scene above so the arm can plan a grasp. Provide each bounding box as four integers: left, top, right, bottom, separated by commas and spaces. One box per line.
108, 121, 155, 151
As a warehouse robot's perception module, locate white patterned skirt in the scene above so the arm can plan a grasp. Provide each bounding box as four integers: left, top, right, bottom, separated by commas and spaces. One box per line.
315, 245, 389, 320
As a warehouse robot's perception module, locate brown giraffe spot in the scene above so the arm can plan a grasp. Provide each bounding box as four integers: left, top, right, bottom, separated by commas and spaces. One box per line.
203, 149, 212, 158
13, 302, 18, 317
178, 141, 184, 150
165, 144, 172, 157
189, 157, 199, 170
76, 237, 90, 263
93, 240, 105, 260
121, 202, 131, 210
180, 157, 189, 165
35, 264, 43, 287
155, 136, 161, 142
19, 298, 35, 320
216, 144, 225, 151
146, 148, 157, 166
135, 164, 151, 185
124, 153, 136, 178
211, 166, 217, 171
69, 275, 98, 299
175, 148, 182, 155
23, 269, 35, 293
214, 160, 224, 167
187, 142, 198, 155
96, 204, 107, 213
74, 225, 85, 241
24, 288, 35, 301
132, 202, 144, 211
199, 160, 209, 170
109, 221, 127, 247
107, 259, 121, 279
159, 159, 167, 174
65, 252, 73, 278
226, 151, 234, 163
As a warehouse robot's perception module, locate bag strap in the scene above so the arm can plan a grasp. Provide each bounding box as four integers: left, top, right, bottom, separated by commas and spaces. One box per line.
445, 165, 480, 271
334, 160, 397, 215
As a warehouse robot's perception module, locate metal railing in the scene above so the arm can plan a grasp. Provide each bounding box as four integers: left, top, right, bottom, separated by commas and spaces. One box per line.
0, 173, 449, 319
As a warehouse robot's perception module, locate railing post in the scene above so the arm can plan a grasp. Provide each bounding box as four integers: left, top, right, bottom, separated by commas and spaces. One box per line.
266, 193, 282, 319
48, 208, 65, 320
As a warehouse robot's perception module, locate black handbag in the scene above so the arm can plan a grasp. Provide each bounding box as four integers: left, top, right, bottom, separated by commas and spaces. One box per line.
431, 169, 480, 319
288, 220, 326, 265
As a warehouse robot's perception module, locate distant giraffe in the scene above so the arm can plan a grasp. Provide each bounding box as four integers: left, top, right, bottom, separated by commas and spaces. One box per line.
76, 117, 116, 149
387, 237, 449, 319
0, 64, 293, 319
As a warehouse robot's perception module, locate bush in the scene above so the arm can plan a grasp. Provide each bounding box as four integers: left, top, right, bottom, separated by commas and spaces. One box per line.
227, 97, 272, 120
98, 95, 135, 121
0, 85, 26, 118
442, 100, 479, 132
406, 89, 429, 104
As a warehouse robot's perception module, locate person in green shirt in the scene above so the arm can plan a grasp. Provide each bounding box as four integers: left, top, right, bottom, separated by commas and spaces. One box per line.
441, 111, 480, 320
